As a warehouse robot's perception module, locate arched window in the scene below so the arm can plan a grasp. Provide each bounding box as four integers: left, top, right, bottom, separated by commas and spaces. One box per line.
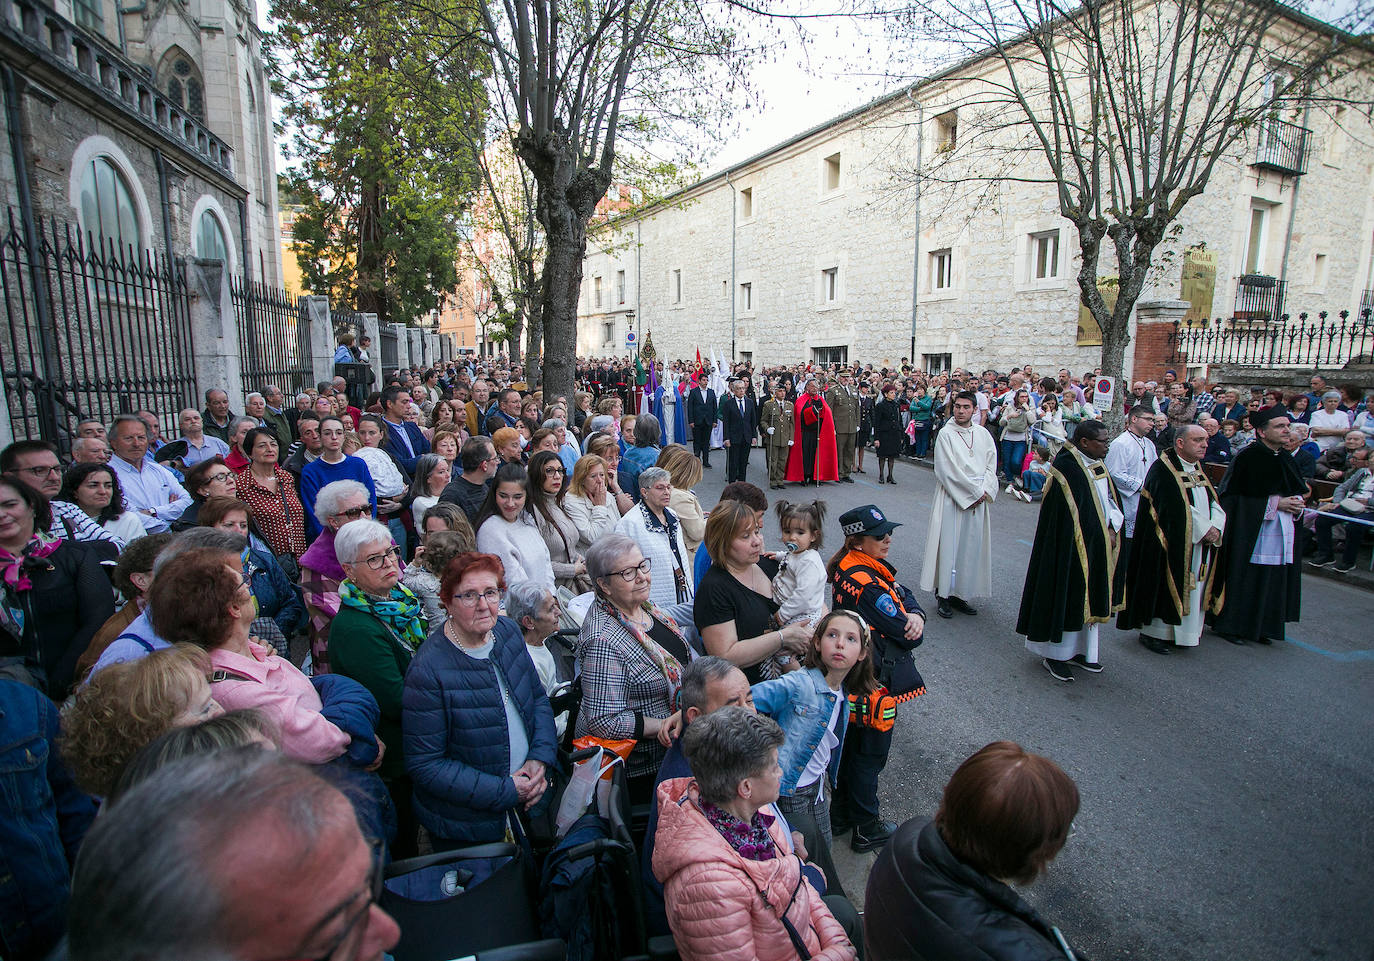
78, 156, 142, 253
157, 48, 205, 121
195, 209, 228, 263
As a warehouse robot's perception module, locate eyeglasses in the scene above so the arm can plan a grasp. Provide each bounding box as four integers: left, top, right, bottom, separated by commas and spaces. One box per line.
604, 559, 652, 582
206, 471, 234, 484
267, 838, 385, 961
359, 546, 401, 570
452, 588, 502, 607
332, 505, 371, 521
16, 464, 60, 479
648, 483, 672, 493
543, 466, 566, 475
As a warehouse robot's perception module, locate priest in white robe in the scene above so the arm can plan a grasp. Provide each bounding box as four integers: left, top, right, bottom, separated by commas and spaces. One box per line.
920, 390, 998, 618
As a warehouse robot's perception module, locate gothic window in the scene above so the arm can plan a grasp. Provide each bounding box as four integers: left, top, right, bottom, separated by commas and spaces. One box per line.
78, 156, 143, 253
158, 49, 205, 121
195, 209, 229, 263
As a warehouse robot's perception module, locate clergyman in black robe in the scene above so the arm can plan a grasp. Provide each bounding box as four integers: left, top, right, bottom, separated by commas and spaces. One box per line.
1207, 406, 1306, 645
1017, 421, 1124, 682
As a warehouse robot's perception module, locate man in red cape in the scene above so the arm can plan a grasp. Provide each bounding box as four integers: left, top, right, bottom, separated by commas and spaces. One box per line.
786, 379, 839, 483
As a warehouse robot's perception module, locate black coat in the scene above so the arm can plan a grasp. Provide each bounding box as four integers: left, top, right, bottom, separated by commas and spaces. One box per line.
873, 399, 904, 457
865, 819, 1075, 961
686, 387, 717, 428
718, 393, 756, 444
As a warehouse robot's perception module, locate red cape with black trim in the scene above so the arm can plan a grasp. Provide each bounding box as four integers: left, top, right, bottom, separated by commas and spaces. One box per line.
785, 393, 840, 481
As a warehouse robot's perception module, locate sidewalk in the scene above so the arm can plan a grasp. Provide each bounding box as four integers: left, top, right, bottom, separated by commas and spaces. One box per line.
899, 453, 1374, 592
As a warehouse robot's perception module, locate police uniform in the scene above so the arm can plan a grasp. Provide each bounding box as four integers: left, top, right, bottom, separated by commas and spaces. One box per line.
760, 395, 794, 489
826, 385, 861, 481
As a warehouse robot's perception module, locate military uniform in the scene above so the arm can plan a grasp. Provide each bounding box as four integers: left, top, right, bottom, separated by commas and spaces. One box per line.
760, 396, 794, 489
827, 386, 861, 481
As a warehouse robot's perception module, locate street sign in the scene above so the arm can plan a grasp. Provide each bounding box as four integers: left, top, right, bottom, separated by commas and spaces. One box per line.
625, 330, 637, 349
1093, 375, 1115, 412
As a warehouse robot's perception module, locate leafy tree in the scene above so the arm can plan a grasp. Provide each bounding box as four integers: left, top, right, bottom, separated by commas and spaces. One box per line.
270, 0, 486, 324
884, 0, 1372, 428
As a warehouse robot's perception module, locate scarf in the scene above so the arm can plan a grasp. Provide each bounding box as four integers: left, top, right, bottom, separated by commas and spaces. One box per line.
700, 800, 777, 862
596, 595, 685, 709
0, 531, 62, 592
299, 528, 346, 581
338, 578, 426, 653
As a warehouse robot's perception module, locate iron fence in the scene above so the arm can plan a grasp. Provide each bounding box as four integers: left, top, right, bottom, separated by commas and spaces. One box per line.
0, 208, 196, 448
380, 325, 399, 369
231, 277, 312, 394
1167, 310, 1374, 368
1234, 275, 1287, 320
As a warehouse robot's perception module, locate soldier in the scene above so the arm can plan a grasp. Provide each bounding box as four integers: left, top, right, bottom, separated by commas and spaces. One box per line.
826, 372, 861, 483
760, 382, 795, 490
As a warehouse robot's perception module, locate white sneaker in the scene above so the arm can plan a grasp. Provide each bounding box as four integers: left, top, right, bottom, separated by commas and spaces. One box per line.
1005, 483, 1015, 495
1018, 489, 1033, 503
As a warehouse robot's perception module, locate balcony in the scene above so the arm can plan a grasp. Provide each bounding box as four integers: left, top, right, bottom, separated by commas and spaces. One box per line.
1252, 118, 1310, 175
1234, 274, 1286, 321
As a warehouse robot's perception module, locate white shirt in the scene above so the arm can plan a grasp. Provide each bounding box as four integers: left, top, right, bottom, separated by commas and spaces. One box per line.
1073, 447, 1124, 532
354, 447, 407, 498
1105, 430, 1158, 536
109, 455, 190, 533
1309, 409, 1352, 451
797, 693, 842, 790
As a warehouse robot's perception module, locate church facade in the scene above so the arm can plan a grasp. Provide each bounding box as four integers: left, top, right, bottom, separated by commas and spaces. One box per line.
0, 0, 281, 283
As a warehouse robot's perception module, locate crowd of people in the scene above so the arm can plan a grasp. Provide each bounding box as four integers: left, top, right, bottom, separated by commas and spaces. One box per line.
0, 348, 1369, 961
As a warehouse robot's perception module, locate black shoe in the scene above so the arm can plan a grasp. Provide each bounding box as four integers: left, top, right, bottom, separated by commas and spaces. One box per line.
1218, 632, 1247, 646
830, 819, 854, 838
937, 597, 954, 618
1072, 654, 1104, 672
948, 596, 978, 615
1043, 658, 1074, 682
1311, 554, 1336, 568
1334, 562, 1356, 574
1254, 635, 1274, 645
887, 476, 895, 485
855, 468, 865, 474
851, 819, 897, 852
840, 476, 855, 483
1138, 634, 1172, 656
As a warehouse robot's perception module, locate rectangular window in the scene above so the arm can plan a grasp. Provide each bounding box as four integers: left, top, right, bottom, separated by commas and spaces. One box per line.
73, 0, 103, 30
812, 346, 849, 366
1313, 253, 1328, 290
673, 269, 682, 304
1245, 206, 1269, 275
923, 352, 952, 374
607, 184, 621, 201
740, 282, 752, 311
821, 267, 838, 303
824, 153, 841, 192
935, 110, 957, 151
593, 276, 602, 308
931, 249, 953, 290
1032, 231, 1060, 280
616, 269, 626, 304
602, 322, 614, 345
740, 187, 753, 219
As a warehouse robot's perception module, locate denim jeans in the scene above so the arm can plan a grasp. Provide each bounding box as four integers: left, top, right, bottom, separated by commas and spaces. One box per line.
1023, 470, 1048, 493
1001, 439, 1028, 482
911, 423, 931, 458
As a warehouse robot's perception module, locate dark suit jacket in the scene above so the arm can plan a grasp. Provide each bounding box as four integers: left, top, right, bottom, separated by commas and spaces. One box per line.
687, 387, 717, 427
719, 393, 757, 444
382, 419, 430, 475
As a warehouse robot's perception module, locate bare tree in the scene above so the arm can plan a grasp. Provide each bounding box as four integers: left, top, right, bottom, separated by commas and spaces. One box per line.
884, 0, 1373, 427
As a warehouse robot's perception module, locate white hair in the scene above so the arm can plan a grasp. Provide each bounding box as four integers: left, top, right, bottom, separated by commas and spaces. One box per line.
333, 519, 393, 566
313, 479, 371, 527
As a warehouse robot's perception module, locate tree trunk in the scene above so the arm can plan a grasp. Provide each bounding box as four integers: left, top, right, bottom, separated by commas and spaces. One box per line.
1097, 311, 1130, 435
508, 308, 524, 367
524, 309, 543, 384
539, 230, 585, 402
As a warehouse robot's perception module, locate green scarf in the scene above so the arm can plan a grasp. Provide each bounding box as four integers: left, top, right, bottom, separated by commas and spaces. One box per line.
338, 579, 426, 653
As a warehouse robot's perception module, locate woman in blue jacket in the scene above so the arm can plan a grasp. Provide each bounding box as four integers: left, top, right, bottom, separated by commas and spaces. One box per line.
751, 610, 876, 896
403, 552, 557, 848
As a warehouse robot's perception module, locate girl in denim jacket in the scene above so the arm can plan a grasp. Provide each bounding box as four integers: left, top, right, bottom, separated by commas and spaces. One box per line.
751, 610, 877, 896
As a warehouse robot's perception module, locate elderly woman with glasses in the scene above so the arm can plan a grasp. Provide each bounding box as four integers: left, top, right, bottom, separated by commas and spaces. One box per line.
329, 519, 426, 854
614, 467, 695, 623
652, 707, 856, 961
299, 480, 375, 674
403, 552, 557, 848
576, 533, 694, 803
172, 455, 239, 531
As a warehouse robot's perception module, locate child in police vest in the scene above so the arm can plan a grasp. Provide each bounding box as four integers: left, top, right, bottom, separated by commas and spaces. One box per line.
750, 610, 878, 896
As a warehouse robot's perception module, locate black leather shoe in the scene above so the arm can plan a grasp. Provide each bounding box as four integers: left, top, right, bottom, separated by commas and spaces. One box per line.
851, 819, 897, 852
937, 597, 954, 618
1219, 632, 1247, 645
1139, 634, 1172, 655
948, 596, 978, 615
840, 476, 855, 483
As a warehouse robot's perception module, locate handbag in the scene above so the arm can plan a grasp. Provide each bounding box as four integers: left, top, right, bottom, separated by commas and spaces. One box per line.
1339, 497, 1367, 513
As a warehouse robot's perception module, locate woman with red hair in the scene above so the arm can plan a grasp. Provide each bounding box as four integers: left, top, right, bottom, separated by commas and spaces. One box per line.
402, 552, 558, 848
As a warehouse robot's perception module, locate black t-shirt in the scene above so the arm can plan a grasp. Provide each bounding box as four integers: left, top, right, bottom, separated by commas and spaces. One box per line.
693, 564, 780, 684
648, 619, 690, 666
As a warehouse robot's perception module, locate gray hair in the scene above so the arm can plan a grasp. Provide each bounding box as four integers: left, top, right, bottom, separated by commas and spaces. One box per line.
151, 529, 244, 578
229, 416, 259, 434
585, 533, 641, 586
333, 519, 393, 566
1289, 422, 1310, 438
244, 392, 264, 404
634, 413, 661, 448
681, 707, 784, 806
295, 393, 310, 404
541, 418, 566, 432
1322, 389, 1342, 401
505, 580, 551, 627
637, 466, 670, 492
109, 413, 144, 437
680, 655, 739, 718
313, 479, 371, 527
68, 750, 346, 961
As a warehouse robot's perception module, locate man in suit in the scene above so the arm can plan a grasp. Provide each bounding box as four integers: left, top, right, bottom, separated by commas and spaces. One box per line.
759, 381, 795, 490
826, 372, 861, 483
379, 384, 430, 474
687, 375, 718, 469
719, 378, 758, 483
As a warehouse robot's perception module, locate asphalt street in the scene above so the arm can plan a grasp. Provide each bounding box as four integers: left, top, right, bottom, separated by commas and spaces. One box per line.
691, 445, 1374, 961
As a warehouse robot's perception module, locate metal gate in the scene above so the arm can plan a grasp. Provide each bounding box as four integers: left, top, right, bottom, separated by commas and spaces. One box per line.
231, 277, 312, 395
380, 324, 398, 369
0, 208, 197, 449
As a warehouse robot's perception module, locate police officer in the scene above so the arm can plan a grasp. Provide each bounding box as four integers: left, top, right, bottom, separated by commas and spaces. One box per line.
826, 372, 861, 483
759, 382, 795, 490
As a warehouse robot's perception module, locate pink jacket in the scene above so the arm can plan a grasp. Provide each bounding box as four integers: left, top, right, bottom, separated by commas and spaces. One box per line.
208, 641, 349, 764
651, 777, 856, 961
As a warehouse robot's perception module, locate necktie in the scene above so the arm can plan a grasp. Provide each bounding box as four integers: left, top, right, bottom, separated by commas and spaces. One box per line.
738, 398, 745, 416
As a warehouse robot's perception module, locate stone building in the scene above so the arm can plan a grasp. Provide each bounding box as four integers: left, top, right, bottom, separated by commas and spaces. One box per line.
577, 8, 1374, 380
1, 0, 282, 283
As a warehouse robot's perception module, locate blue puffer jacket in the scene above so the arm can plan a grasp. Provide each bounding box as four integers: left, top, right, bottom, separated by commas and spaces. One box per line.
403, 617, 557, 843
